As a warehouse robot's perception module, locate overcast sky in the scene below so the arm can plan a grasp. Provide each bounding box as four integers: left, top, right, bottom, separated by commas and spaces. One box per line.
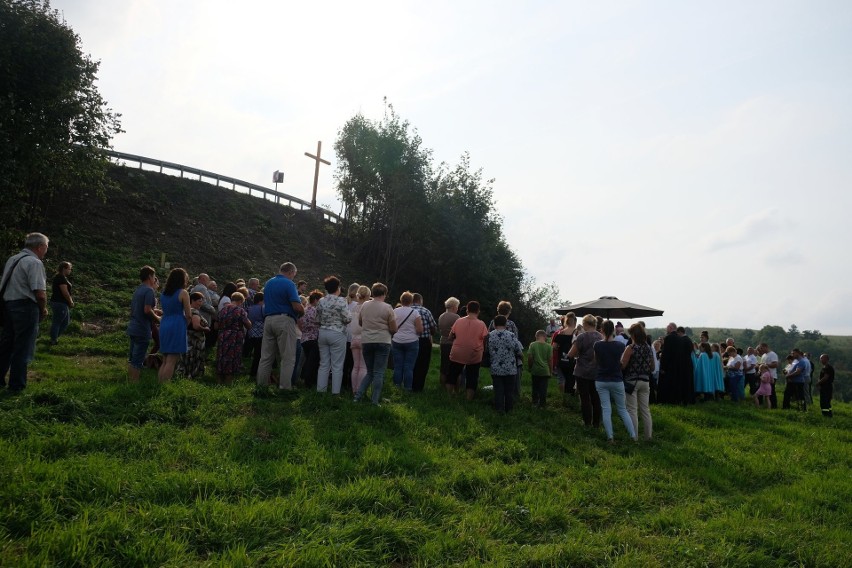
56, 0, 852, 334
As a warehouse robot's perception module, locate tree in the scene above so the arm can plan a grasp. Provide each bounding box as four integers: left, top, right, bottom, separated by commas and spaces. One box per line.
334, 102, 431, 289
0, 0, 122, 240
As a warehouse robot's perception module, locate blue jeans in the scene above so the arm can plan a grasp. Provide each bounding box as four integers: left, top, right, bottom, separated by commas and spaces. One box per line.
0, 299, 41, 391
595, 380, 637, 440
392, 340, 419, 390
128, 335, 150, 369
50, 301, 71, 343
728, 373, 745, 401
357, 342, 391, 404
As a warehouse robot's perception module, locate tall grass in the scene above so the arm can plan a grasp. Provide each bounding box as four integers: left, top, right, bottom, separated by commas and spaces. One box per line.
0, 329, 849, 567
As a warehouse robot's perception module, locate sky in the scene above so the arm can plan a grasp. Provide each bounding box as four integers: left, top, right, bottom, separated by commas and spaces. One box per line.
55, 0, 852, 334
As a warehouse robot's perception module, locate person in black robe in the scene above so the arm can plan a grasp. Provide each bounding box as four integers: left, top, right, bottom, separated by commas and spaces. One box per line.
658, 323, 696, 404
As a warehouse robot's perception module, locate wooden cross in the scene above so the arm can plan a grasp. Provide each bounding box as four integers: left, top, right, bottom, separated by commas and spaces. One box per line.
304, 140, 330, 211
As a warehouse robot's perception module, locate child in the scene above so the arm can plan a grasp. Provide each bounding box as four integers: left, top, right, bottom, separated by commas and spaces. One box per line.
528, 330, 552, 408
753, 363, 772, 409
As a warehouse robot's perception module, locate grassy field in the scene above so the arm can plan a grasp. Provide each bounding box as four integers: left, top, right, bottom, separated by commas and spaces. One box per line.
1, 328, 850, 567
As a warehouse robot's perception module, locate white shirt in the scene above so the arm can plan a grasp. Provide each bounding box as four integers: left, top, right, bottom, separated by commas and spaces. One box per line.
743, 353, 758, 374
760, 351, 779, 380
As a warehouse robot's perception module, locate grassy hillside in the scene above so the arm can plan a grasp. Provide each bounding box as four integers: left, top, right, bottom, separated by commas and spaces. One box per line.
1, 165, 850, 565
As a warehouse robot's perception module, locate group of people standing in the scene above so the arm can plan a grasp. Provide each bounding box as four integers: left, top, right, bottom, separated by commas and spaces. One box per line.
0, 232, 838, 428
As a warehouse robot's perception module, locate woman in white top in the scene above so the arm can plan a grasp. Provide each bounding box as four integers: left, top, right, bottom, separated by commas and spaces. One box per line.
347, 285, 371, 393
392, 291, 423, 391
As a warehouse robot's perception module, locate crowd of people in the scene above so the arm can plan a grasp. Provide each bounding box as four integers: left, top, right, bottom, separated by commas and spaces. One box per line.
0, 233, 838, 432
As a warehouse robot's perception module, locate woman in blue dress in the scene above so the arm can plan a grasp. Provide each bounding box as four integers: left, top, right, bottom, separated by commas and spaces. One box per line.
158, 268, 191, 382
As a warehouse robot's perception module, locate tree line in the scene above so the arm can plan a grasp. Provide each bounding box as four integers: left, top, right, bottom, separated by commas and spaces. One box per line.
333, 102, 560, 344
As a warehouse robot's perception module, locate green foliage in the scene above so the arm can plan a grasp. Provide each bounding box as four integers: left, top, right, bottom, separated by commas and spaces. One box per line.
0, 0, 122, 236
334, 101, 557, 341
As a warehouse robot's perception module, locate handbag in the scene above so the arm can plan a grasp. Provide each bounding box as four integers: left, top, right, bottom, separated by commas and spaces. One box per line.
623, 378, 636, 395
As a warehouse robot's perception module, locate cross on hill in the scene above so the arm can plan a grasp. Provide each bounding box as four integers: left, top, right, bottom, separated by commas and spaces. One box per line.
305, 141, 331, 211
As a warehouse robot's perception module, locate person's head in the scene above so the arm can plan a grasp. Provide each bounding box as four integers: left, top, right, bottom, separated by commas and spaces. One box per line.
676, 326, 685, 336
24, 232, 49, 259
324, 276, 341, 295
602, 320, 615, 339
190, 291, 205, 307
466, 301, 480, 315
629, 323, 647, 344
248, 278, 260, 291
139, 265, 156, 284
163, 267, 189, 296
235, 279, 246, 288
496, 301, 512, 316
581, 314, 597, 330
653, 339, 662, 352
56, 261, 72, 275
347, 282, 359, 299
666, 322, 677, 334
253, 292, 264, 304
221, 282, 237, 299
820, 353, 830, 365
230, 291, 245, 306
237, 286, 250, 300
208, 281, 218, 292
700, 330, 709, 342
371, 282, 388, 298
444, 297, 460, 312
747, 346, 755, 355
197, 273, 210, 286
279, 262, 297, 279
563, 312, 577, 328
400, 291, 414, 306
791, 348, 803, 359
711, 343, 721, 353
297, 280, 307, 292
615, 322, 624, 335
535, 330, 547, 342
549, 318, 555, 325
493, 315, 508, 328
412, 293, 423, 305
699, 342, 712, 356
759, 363, 769, 373
726, 338, 735, 347
309, 290, 324, 305
725, 345, 737, 356
595, 316, 603, 331
356, 285, 371, 302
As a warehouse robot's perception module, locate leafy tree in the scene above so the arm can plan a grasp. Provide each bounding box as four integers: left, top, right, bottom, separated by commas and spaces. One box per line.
756, 325, 792, 354
334, 102, 431, 289
787, 324, 800, 339
802, 329, 823, 340
0, 0, 122, 241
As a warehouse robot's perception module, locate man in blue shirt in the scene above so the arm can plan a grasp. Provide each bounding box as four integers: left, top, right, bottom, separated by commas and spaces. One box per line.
126, 265, 159, 382
256, 262, 304, 390
782, 348, 809, 411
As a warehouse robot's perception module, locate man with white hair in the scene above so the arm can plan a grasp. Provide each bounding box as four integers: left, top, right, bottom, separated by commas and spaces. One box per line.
0, 233, 49, 393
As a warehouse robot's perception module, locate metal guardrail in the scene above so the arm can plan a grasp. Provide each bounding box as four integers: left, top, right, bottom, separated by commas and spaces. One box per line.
104, 149, 341, 224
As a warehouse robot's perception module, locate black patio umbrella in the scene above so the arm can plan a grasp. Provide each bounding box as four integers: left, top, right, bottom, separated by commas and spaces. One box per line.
554, 296, 663, 319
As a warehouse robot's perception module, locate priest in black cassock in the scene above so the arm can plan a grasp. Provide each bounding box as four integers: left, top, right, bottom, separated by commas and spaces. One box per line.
658, 323, 696, 404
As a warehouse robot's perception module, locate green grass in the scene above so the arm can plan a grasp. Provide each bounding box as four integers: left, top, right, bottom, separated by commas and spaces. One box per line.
1, 330, 850, 567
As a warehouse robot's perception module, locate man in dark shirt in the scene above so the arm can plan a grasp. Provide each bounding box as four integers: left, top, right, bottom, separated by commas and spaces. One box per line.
817, 354, 834, 418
